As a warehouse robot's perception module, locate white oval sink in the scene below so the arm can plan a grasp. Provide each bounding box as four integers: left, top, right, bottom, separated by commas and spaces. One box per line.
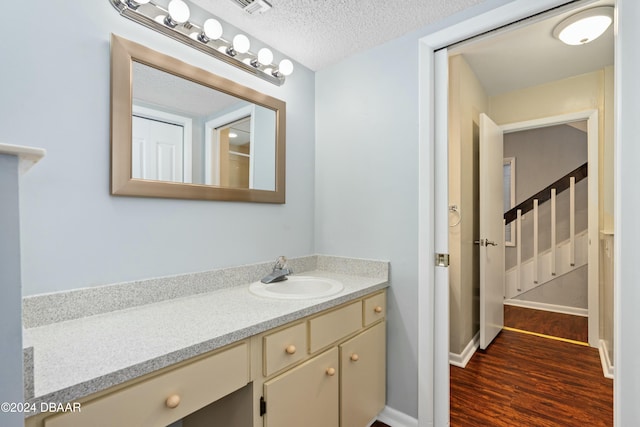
249, 276, 344, 300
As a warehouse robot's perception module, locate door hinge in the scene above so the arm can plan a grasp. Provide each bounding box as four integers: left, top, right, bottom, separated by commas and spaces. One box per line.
260, 396, 266, 416
435, 253, 450, 267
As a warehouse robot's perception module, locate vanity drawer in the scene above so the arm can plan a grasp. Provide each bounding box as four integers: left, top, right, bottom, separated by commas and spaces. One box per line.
263, 322, 307, 376
44, 342, 249, 427
308, 302, 361, 353
363, 291, 386, 326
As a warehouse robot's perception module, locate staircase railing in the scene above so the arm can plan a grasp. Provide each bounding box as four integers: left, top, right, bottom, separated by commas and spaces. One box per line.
504, 161, 587, 294
504, 162, 587, 225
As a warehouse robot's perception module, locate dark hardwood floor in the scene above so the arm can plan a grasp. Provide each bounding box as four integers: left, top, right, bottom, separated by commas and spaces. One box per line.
451, 307, 612, 426
504, 304, 589, 343
374, 308, 611, 427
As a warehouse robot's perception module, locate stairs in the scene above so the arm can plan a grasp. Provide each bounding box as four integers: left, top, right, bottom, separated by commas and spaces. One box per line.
503, 162, 589, 301
505, 229, 587, 299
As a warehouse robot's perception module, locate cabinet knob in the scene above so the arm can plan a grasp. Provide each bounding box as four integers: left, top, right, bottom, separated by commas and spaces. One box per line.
374, 306, 383, 314
326, 367, 336, 376
350, 353, 360, 362
285, 345, 296, 355
165, 394, 181, 409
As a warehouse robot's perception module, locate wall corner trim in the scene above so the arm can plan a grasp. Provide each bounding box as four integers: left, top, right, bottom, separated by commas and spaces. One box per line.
375, 405, 419, 427
449, 332, 480, 368
598, 339, 614, 379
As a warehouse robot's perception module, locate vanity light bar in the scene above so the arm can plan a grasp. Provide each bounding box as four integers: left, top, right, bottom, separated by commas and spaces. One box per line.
109, 0, 293, 86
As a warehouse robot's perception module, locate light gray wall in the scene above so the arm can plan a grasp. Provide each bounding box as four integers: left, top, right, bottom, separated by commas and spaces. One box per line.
0, 155, 24, 426
0, 1, 316, 295
617, 0, 640, 424
316, 36, 420, 416
504, 124, 587, 206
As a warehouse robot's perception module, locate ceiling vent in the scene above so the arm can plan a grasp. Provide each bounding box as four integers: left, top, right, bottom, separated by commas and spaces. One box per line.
231, 0, 273, 15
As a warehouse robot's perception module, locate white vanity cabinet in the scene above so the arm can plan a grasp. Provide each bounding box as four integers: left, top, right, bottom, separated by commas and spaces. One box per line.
259, 291, 386, 427
27, 290, 386, 427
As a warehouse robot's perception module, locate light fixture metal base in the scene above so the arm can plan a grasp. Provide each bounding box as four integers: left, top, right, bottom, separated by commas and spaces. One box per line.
109, 0, 285, 86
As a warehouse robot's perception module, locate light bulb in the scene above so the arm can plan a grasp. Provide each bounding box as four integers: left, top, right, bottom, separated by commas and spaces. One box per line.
257, 48, 273, 66
164, 0, 190, 27
232, 34, 250, 54
278, 59, 294, 76
200, 18, 223, 42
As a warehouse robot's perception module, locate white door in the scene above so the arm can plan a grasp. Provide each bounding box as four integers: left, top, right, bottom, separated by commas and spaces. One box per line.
479, 113, 505, 350
132, 115, 184, 182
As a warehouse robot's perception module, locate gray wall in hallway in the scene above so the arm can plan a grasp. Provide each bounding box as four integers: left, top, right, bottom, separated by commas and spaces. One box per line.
0, 154, 24, 427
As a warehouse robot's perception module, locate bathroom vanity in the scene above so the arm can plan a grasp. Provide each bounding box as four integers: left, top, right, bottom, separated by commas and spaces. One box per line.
23, 256, 388, 427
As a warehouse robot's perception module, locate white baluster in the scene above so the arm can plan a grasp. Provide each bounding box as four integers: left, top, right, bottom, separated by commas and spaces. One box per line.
570, 177, 575, 267
517, 209, 522, 292
533, 199, 539, 285
551, 188, 556, 276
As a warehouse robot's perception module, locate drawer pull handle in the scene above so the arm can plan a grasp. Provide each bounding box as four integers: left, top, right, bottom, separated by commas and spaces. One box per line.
285, 345, 297, 355
165, 394, 181, 409
350, 353, 360, 362
374, 306, 383, 313
326, 367, 336, 376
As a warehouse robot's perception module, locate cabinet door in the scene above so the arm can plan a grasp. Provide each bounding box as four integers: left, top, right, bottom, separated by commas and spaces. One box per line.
340, 321, 386, 427
263, 348, 339, 427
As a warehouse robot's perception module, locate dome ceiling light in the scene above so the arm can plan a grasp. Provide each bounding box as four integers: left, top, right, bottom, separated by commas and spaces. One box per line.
552, 6, 614, 46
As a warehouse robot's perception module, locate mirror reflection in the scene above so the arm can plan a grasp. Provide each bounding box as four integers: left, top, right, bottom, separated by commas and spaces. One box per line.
110, 34, 285, 203
131, 62, 276, 190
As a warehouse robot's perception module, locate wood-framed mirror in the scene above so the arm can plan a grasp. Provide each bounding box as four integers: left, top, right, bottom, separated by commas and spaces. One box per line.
110, 34, 286, 203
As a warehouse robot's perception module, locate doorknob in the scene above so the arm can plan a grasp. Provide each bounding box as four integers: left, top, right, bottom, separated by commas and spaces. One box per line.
475, 239, 497, 246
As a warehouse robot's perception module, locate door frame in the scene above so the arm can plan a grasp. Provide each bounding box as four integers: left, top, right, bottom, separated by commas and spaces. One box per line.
417, 1, 616, 426
204, 105, 255, 186
501, 110, 599, 347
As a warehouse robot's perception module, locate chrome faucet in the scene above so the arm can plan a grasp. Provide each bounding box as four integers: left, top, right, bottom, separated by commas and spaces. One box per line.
261, 256, 293, 284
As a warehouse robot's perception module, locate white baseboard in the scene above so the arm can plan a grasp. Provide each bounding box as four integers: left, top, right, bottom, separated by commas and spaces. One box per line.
504, 299, 588, 317
598, 339, 614, 379
375, 405, 419, 427
449, 331, 479, 368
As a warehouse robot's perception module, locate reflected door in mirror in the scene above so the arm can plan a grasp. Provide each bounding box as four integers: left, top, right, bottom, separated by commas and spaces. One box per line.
132, 116, 186, 183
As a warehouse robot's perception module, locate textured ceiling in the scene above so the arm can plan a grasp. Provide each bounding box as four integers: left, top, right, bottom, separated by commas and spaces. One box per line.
189, 0, 485, 70
139, 0, 614, 104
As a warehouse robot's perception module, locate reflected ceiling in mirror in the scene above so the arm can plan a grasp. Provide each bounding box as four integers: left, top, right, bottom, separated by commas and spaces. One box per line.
111, 34, 285, 203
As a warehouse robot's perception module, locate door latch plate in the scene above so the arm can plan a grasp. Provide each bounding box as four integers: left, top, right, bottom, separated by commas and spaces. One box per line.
435, 253, 450, 267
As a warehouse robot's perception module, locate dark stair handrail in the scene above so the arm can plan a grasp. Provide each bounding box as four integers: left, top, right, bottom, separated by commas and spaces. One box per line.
504, 162, 588, 225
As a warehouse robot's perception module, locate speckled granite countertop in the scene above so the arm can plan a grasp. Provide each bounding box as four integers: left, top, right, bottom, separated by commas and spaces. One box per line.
22, 256, 388, 416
